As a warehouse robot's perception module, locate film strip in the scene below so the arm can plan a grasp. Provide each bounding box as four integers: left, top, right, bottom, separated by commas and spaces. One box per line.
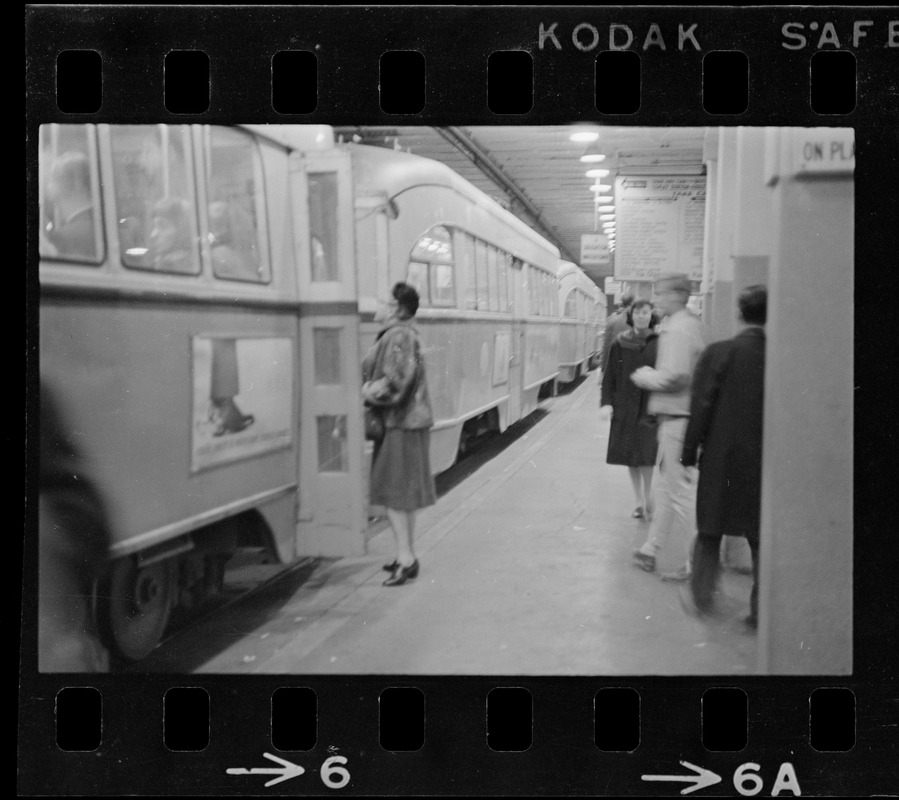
22, 5, 898, 796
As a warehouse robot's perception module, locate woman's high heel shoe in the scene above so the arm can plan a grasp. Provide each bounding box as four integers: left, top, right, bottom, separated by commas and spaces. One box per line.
382, 560, 399, 572
383, 559, 419, 586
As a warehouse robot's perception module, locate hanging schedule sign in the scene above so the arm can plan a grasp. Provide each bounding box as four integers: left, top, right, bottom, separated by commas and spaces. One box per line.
614, 175, 705, 283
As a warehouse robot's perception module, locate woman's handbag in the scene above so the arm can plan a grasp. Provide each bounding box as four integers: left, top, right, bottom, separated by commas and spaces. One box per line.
364, 406, 385, 442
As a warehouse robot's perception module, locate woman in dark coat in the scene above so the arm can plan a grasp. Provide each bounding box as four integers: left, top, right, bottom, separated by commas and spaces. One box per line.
680, 285, 767, 628
362, 282, 436, 587
600, 299, 660, 520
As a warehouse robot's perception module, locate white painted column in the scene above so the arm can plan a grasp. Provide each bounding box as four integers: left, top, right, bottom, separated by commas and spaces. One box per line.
709, 128, 739, 343
722, 127, 775, 571
757, 128, 853, 674
700, 127, 719, 324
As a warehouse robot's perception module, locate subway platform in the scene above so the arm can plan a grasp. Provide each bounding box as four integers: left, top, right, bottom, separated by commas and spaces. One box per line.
162, 373, 758, 675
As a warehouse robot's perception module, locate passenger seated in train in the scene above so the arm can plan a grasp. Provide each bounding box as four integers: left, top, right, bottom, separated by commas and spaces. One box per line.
43, 151, 97, 260
208, 200, 260, 281
149, 196, 195, 273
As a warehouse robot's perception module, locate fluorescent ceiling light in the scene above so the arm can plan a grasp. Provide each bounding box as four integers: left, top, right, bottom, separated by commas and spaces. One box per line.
598, 205, 615, 212
594, 195, 613, 202
589, 183, 613, 192
585, 168, 610, 178
570, 131, 599, 143
599, 213, 615, 221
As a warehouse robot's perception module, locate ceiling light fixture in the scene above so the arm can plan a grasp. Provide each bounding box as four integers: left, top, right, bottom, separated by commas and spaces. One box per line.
597, 205, 615, 212
589, 183, 613, 192
570, 130, 599, 143
580, 139, 606, 162
599, 213, 615, 221
585, 168, 610, 178
594, 195, 614, 203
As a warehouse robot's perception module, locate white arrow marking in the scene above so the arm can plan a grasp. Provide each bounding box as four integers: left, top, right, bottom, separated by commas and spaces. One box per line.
226, 752, 306, 787
641, 760, 722, 795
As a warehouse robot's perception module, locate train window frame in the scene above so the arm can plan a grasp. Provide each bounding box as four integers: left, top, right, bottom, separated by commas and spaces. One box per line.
459, 232, 478, 311
498, 251, 510, 313
408, 225, 456, 308
39, 124, 106, 266
486, 246, 500, 312
407, 260, 430, 306
308, 171, 340, 283
203, 126, 273, 285
474, 239, 489, 311
109, 124, 202, 277
564, 288, 578, 319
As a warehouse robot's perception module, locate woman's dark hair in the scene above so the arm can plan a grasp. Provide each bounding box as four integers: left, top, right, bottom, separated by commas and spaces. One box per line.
626, 298, 659, 328
392, 281, 420, 318
738, 284, 767, 325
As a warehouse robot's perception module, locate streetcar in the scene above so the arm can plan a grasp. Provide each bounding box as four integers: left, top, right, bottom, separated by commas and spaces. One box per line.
556, 260, 605, 384
36, 123, 596, 661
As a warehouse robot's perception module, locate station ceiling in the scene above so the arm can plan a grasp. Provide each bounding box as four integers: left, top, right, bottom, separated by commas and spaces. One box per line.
333, 125, 708, 288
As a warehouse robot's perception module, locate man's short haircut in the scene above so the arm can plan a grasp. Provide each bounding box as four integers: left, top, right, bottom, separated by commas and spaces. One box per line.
738, 284, 767, 325
392, 281, 420, 318
655, 272, 692, 297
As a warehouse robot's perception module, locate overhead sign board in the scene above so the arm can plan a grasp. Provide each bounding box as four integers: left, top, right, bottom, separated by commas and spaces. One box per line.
792, 128, 855, 175
614, 175, 705, 283
580, 233, 610, 266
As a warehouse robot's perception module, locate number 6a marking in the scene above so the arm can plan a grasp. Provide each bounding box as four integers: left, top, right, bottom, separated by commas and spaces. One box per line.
320, 755, 350, 789
734, 762, 801, 796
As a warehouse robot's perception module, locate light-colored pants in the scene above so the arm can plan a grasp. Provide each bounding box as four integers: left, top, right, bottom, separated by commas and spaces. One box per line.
639, 416, 696, 569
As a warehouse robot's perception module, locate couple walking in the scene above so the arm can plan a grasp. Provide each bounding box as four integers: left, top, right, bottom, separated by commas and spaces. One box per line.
601, 274, 766, 629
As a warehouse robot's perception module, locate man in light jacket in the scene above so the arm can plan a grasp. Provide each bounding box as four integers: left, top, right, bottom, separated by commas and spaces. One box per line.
630, 273, 705, 579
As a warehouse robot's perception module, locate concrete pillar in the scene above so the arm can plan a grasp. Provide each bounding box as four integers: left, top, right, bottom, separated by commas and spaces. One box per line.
757, 128, 853, 674
709, 128, 739, 343
700, 127, 719, 325
722, 127, 774, 571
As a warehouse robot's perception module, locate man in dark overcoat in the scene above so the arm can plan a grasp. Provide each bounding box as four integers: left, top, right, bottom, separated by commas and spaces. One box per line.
600, 293, 634, 372
679, 285, 767, 629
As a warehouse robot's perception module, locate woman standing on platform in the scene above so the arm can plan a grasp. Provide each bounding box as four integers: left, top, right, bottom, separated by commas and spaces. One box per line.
362, 282, 437, 587
600, 299, 660, 520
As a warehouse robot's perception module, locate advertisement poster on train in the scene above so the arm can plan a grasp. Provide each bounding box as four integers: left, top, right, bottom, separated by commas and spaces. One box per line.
613, 175, 706, 283
191, 336, 293, 471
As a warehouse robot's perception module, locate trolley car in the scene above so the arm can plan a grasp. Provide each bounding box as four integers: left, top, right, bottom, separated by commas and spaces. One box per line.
556, 260, 605, 384
37, 123, 600, 661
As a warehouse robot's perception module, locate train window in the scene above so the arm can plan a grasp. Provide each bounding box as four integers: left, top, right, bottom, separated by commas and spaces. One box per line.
475, 239, 489, 311
431, 263, 455, 306
564, 289, 578, 319
205, 127, 270, 283
410, 226, 455, 307
313, 328, 342, 385
316, 415, 348, 472
308, 172, 339, 282
110, 125, 200, 275
460, 234, 477, 310
39, 124, 104, 264
406, 261, 429, 305
486, 247, 499, 311
498, 252, 510, 312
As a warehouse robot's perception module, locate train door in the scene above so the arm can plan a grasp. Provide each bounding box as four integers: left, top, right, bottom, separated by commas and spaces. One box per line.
508, 257, 526, 422
290, 148, 367, 557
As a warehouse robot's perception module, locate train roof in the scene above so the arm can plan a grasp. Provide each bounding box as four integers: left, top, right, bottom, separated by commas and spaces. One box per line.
239, 124, 335, 151
346, 143, 561, 259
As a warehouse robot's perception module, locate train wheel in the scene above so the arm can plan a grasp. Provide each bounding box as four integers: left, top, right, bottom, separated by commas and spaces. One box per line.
102, 556, 174, 662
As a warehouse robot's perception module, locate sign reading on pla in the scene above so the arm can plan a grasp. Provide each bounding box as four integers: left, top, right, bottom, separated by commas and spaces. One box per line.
794, 129, 855, 175
581, 233, 610, 266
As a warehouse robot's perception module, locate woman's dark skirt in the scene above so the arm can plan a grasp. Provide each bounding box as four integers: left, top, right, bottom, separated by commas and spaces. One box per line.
370, 427, 437, 511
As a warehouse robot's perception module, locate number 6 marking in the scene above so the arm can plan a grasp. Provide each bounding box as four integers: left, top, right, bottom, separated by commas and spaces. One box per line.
320, 755, 350, 789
